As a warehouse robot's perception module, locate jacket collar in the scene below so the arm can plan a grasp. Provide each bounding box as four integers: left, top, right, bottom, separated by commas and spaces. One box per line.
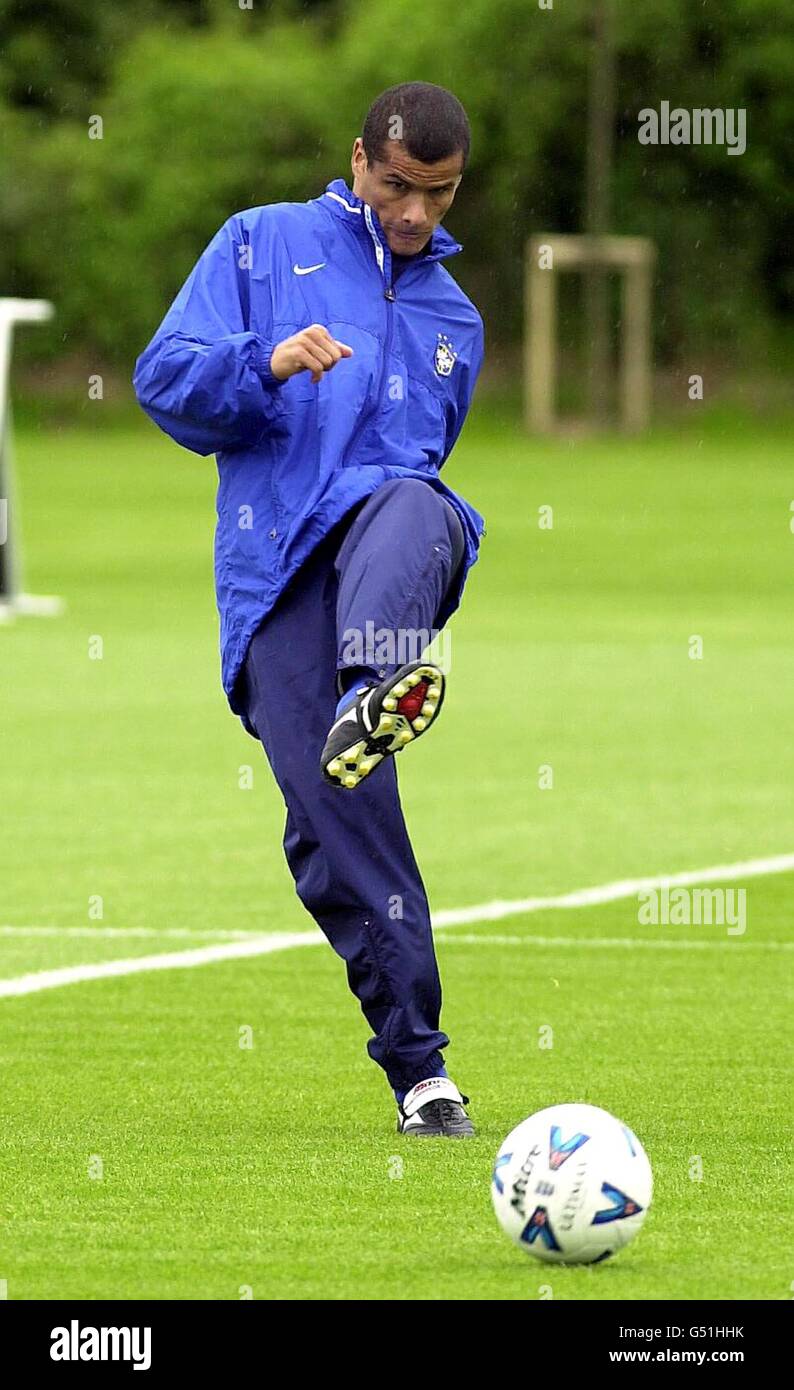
319, 178, 463, 270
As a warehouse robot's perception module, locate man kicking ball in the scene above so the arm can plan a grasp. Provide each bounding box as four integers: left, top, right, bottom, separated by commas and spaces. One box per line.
134, 81, 486, 1138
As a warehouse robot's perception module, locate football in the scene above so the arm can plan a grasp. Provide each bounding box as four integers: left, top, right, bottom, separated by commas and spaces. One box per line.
491, 1102, 653, 1264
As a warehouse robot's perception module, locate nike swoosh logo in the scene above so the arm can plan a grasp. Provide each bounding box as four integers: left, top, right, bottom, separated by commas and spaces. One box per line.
292, 262, 326, 276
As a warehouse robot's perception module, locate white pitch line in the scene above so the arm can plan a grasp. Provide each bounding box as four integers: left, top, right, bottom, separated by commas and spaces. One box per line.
1, 850, 792, 1000
430, 852, 794, 927
3, 848, 793, 942
434, 933, 794, 951
0, 934, 319, 1000
0, 926, 275, 939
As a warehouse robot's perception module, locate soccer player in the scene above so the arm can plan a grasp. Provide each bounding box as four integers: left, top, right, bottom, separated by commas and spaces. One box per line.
134, 82, 486, 1138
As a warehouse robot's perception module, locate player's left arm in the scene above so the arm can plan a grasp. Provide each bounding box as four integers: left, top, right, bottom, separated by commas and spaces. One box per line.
440, 314, 485, 467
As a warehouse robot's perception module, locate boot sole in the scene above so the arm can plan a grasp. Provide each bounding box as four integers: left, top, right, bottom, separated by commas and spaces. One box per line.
323, 661, 445, 790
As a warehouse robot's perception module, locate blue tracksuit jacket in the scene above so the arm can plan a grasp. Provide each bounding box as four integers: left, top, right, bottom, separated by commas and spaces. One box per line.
133, 178, 486, 716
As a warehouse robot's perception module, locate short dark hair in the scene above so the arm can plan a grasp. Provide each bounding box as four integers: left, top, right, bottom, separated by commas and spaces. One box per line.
362, 82, 471, 171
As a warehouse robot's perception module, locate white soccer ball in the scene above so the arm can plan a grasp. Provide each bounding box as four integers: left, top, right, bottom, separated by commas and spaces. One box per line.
491, 1102, 653, 1264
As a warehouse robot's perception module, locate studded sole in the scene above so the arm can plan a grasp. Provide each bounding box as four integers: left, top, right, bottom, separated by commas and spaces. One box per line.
324, 662, 445, 789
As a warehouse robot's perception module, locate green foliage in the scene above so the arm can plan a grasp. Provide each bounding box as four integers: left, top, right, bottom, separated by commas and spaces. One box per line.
1, 0, 791, 369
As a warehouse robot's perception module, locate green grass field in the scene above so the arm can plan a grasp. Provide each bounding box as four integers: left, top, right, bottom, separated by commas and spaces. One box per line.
1, 407, 792, 1300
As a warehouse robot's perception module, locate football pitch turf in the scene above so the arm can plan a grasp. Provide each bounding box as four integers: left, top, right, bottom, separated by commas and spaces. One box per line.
1, 408, 792, 1300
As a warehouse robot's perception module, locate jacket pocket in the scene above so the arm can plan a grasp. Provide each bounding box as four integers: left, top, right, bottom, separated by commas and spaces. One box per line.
406, 376, 447, 470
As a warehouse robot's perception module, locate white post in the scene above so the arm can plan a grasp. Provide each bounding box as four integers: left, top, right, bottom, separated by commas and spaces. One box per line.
0, 298, 63, 619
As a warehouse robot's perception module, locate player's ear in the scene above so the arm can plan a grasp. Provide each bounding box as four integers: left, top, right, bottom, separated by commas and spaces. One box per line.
351, 137, 366, 179
445, 176, 463, 208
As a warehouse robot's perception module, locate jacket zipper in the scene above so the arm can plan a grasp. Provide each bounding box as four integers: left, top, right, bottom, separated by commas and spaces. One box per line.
342, 206, 396, 469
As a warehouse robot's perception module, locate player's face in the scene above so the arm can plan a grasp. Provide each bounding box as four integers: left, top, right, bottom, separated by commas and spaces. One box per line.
351, 138, 463, 257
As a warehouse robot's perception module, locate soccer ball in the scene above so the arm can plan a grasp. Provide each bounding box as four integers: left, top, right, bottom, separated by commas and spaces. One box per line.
491, 1102, 653, 1264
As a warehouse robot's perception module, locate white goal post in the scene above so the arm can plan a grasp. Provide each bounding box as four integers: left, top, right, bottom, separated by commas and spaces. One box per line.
0, 298, 63, 621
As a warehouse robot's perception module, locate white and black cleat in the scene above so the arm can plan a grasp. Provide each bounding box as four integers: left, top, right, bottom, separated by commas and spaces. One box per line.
321, 660, 446, 790
396, 1077, 475, 1139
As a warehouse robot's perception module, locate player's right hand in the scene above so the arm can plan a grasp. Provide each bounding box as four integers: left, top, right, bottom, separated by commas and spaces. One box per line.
269, 324, 354, 385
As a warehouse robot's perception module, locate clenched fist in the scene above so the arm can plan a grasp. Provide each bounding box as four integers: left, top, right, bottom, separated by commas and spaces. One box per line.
269, 324, 354, 385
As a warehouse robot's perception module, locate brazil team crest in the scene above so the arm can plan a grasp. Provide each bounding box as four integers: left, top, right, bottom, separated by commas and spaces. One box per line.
434, 333, 457, 377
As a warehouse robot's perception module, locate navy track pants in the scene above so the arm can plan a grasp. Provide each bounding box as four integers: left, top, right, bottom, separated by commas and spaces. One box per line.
239, 478, 466, 1095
